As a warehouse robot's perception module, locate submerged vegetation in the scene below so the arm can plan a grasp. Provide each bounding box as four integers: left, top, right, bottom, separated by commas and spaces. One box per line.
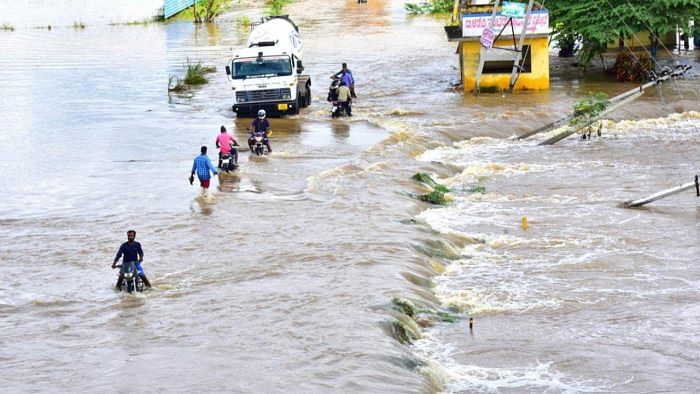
266, 0, 294, 16
236, 15, 252, 28
412, 173, 451, 205
390, 297, 461, 344
169, 59, 217, 93
405, 0, 452, 15
571, 92, 608, 126
466, 185, 486, 194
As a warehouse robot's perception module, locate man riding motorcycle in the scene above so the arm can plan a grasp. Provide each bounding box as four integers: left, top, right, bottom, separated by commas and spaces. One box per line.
248, 109, 273, 154
215, 125, 239, 168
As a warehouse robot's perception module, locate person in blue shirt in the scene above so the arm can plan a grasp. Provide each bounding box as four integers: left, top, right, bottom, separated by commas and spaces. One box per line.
333, 63, 356, 99
112, 230, 151, 290
189, 146, 219, 191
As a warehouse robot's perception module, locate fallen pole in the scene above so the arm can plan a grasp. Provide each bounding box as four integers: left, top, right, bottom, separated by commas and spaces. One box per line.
515, 114, 573, 140
538, 91, 643, 146
623, 175, 700, 208
518, 64, 693, 140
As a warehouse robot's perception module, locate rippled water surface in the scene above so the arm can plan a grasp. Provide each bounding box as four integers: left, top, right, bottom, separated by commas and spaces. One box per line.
1, 0, 699, 392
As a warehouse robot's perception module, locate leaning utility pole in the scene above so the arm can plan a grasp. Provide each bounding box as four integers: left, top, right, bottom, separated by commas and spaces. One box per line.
508, 0, 535, 92
474, 0, 502, 93
624, 175, 699, 208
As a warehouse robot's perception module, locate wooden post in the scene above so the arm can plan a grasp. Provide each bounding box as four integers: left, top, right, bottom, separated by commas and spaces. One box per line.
508, 0, 535, 92
624, 176, 699, 207
474, 0, 502, 94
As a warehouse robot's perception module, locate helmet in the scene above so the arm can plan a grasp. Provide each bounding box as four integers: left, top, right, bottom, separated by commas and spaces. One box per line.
257, 109, 266, 119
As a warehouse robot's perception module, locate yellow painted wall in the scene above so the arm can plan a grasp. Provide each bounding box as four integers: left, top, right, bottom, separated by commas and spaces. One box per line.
606, 32, 676, 49
461, 37, 550, 92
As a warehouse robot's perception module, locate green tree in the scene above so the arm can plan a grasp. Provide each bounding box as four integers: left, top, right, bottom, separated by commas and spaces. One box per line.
548, 0, 700, 67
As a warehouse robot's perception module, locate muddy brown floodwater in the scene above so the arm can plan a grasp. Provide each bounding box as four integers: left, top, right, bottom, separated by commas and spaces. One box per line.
1, 0, 699, 392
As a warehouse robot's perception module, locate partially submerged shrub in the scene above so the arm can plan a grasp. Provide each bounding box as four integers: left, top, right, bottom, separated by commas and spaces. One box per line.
1, 23, 15, 31
571, 92, 608, 126
613, 51, 653, 82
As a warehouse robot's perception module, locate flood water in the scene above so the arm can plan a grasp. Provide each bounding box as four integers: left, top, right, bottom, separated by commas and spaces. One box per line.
1, 0, 699, 392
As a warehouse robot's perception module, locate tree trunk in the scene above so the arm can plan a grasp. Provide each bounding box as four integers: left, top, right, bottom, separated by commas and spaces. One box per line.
618, 33, 624, 52
193, 0, 202, 23
205, 0, 216, 23
599, 53, 607, 71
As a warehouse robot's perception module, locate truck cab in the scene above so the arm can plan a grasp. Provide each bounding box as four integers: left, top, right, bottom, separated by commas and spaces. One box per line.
225, 17, 311, 117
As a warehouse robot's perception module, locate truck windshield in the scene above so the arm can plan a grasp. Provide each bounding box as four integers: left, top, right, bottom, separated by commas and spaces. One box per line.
232, 56, 292, 79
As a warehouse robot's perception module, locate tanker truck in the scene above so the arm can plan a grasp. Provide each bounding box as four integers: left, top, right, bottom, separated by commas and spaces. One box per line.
225, 16, 311, 117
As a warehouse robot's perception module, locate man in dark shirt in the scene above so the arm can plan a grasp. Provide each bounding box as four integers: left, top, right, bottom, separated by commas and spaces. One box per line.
112, 230, 152, 290
248, 109, 273, 154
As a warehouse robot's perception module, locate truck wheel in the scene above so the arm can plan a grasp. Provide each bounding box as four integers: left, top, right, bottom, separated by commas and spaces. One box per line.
291, 92, 301, 114
303, 88, 311, 108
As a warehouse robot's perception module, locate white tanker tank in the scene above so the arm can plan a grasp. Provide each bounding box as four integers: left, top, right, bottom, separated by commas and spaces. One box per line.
225, 16, 311, 117
246, 17, 304, 59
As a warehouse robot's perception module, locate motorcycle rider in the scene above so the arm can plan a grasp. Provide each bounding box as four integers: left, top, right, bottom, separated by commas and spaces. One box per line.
248, 109, 273, 154
215, 125, 239, 168
337, 81, 352, 116
112, 230, 152, 290
333, 63, 356, 98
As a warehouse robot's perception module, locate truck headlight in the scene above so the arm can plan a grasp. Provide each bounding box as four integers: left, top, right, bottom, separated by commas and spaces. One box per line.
281, 88, 291, 100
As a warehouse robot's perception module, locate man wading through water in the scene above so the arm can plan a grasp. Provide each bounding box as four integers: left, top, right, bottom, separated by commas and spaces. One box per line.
112, 230, 152, 289
190, 145, 219, 196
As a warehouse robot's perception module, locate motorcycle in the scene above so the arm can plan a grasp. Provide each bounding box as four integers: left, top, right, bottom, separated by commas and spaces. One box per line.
251, 131, 269, 156
327, 76, 348, 118
219, 146, 239, 172
115, 261, 143, 294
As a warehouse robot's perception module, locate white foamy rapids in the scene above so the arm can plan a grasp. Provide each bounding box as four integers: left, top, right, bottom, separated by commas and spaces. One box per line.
417, 204, 569, 247
305, 161, 392, 195
386, 107, 424, 116
417, 137, 517, 166
431, 251, 561, 314
539, 111, 700, 140
413, 331, 608, 393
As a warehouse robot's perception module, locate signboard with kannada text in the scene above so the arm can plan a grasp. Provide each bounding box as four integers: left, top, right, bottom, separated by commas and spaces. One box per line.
501, 1, 525, 18
462, 10, 549, 37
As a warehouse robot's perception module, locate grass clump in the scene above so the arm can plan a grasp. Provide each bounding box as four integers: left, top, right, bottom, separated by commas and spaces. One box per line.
236, 16, 252, 27
184, 59, 210, 85
169, 59, 217, 92
405, 0, 452, 15
467, 185, 486, 194
1, 23, 15, 31
412, 172, 451, 205
417, 190, 449, 205
266, 0, 293, 16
